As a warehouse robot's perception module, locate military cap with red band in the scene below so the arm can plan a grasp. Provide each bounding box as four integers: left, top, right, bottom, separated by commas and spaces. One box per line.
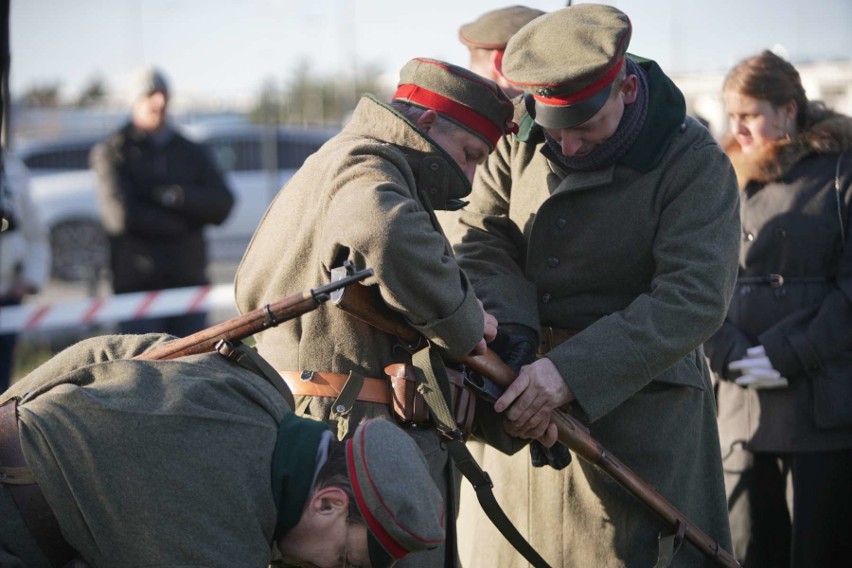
346, 419, 446, 568
458, 5, 546, 50
503, 4, 632, 129
393, 57, 518, 149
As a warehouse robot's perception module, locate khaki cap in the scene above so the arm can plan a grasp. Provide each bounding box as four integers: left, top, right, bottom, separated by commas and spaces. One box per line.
347, 419, 445, 568
458, 5, 546, 50
503, 4, 632, 129
393, 57, 518, 149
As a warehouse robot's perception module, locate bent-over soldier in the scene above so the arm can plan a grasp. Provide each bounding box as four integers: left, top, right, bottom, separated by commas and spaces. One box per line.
0, 333, 445, 568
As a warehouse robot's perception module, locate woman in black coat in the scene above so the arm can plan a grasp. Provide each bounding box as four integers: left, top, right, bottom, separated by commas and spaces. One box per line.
705, 50, 852, 567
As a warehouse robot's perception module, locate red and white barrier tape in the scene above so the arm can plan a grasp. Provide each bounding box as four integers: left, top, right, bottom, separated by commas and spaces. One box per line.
0, 284, 236, 334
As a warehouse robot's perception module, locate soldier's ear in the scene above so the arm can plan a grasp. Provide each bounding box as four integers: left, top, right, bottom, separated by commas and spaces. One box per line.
310, 487, 349, 517
620, 75, 638, 104
416, 109, 439, 134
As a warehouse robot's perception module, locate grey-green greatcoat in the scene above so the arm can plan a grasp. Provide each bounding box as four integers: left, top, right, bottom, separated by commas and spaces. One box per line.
453, 60, 740, 567
235, 95, 523, 568
0, 333, 322, 568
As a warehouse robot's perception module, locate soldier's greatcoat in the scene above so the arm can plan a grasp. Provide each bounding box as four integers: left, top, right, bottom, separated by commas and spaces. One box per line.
235, 95, 523, 568
0, 334, 323, 568
454, 60, 740, 567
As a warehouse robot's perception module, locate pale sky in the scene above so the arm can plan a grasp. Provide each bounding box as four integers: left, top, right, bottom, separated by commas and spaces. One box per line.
10, 0, 852, 105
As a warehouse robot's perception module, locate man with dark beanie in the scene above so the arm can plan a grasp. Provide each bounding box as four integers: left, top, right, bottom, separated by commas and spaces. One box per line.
236, 57, 526, 567
453, 4, 740, 566
90, 67, 234, 337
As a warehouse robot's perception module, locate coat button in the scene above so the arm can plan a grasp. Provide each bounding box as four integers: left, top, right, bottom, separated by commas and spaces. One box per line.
430, 162, 439, 171
744, 232, 755, 242
429, 187, 438, 195
679, 122, 687, 132
774, 228, 787, 238
555, 218, 567, 229
541, 293, 551, 304
547, 257, 560, 268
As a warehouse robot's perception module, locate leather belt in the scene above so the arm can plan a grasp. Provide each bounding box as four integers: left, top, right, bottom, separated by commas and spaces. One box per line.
736, 274, 829, 288
539, 326, 581, 354
280, 371, 392, 404
0, 398, 77, 567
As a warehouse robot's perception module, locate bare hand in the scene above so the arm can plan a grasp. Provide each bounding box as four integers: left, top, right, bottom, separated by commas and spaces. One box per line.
495, 358, 574, 439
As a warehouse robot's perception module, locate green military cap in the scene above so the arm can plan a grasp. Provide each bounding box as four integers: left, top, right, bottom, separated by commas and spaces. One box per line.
393, 57, 518, 150
458, 5, 546, 50
347, 419, 445, 568
503, 4, 632, 129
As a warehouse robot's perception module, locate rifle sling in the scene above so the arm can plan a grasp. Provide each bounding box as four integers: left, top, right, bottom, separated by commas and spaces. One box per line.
411, 346, 552, 568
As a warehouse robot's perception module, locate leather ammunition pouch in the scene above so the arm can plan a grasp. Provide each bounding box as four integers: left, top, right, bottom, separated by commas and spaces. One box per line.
385, 363, 476, 440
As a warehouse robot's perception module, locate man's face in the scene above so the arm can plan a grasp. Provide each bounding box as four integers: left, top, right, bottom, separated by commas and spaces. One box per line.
427, 121, 491, 183
542, 75, 637, 158
543, 92, 626, 157
132, 90, 168, 132
277, 488, 372, 568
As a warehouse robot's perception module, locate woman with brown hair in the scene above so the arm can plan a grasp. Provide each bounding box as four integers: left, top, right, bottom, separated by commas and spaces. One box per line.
705, 49, 852, 567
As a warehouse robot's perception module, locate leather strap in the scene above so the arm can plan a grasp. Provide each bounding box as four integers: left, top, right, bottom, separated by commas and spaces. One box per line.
0, 398, 77, 567
279, 371, 392, 404
539, 326, 580, 354
410, 345, 552, 568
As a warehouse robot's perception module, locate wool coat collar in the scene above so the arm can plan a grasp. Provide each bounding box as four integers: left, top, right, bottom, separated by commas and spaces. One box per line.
347, 95, 473, 210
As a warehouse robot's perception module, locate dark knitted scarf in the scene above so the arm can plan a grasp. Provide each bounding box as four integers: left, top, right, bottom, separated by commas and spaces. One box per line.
545, 58, 649, 171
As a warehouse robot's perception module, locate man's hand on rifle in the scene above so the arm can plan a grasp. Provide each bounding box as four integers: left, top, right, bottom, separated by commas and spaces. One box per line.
495, 358, 574, 447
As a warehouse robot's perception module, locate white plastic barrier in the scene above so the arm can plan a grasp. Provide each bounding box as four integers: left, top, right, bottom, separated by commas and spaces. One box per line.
0, 284, 236, 334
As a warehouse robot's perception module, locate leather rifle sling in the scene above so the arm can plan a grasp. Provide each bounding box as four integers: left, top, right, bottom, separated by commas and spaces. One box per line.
411, 345, 552, 568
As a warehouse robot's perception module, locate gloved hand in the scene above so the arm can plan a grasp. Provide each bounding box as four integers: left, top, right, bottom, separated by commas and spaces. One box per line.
529, 439, 572, 470
490, 324, 538, 373
728, 345, 789, 389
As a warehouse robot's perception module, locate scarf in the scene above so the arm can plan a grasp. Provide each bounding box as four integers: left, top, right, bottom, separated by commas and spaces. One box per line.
544, 58, 649, 171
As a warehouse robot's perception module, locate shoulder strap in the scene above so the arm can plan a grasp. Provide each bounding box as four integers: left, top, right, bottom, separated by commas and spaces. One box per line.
215, 339, 296, 409
411, 345, 552, 568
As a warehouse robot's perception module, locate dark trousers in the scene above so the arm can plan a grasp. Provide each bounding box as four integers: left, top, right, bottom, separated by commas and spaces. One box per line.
0, 298, 21, 391
727, 449, 852, 567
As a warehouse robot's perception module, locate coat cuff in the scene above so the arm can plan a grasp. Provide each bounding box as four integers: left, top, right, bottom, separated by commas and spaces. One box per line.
412, 284, 483, 358
470, 274, 540, 331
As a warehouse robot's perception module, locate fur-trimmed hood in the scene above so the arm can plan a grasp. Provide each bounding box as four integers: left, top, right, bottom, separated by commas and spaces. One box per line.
723, 108, 852, 188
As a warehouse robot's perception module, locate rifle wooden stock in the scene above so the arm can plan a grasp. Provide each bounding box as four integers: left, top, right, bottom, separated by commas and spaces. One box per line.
135, 269, 374, 361
332, 283, 740, 568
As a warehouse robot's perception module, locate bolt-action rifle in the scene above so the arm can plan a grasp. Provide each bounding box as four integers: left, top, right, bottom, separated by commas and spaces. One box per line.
329, 272, 741, 568
134, 268, 374, 361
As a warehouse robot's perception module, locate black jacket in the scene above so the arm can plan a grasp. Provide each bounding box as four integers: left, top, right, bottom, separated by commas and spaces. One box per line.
91, 123, 234, 292
706, 109, 852, 451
